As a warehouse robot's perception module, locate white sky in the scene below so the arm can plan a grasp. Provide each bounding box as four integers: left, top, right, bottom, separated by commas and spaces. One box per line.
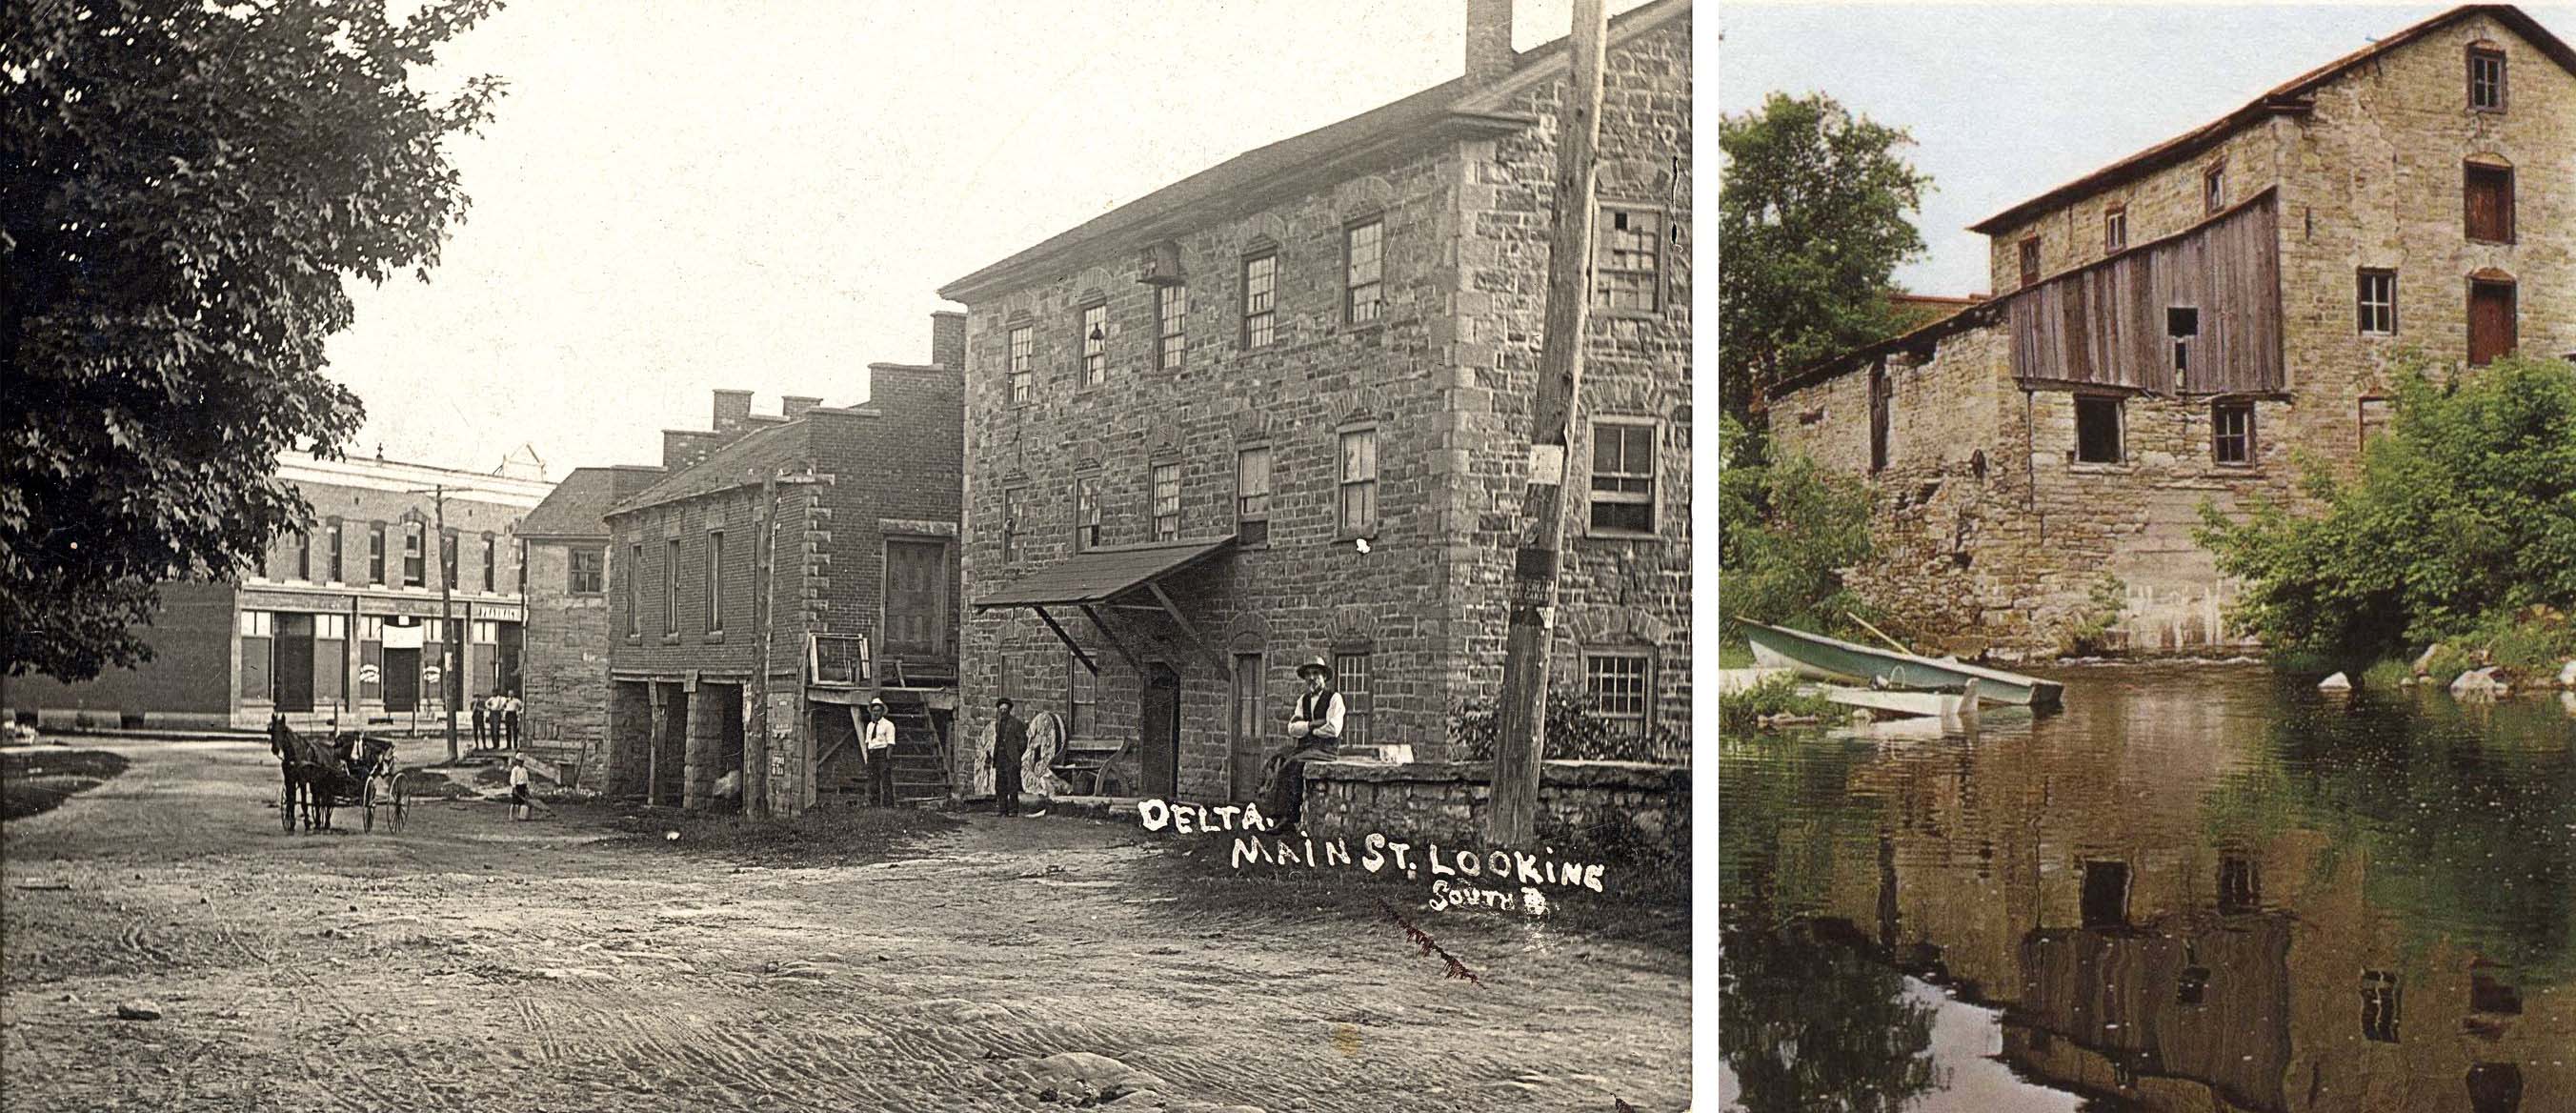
325, 0, 1662, 476
1720, 1, 2576, 298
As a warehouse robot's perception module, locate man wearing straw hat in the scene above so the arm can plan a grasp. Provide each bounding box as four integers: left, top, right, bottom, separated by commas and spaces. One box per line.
861, 698, 898, 807
1263, 655, 1344, 836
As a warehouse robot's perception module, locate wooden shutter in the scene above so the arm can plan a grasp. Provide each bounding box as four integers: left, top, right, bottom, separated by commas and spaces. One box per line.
2465, 165, 2513, 242
2469, 281, 2516, 366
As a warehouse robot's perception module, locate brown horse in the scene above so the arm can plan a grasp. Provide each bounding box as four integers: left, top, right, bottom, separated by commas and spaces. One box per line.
267, 716, 362, 832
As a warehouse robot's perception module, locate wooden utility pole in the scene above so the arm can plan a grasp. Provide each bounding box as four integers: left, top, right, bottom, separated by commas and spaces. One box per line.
1488, 0, 1606, 846
748, 467, 820, 819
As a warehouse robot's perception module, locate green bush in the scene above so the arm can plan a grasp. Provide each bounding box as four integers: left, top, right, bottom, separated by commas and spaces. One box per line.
1449, 689, 1678, 764
1718, 413, 1880, 645
2197, 354, 2576, 659
2359, 658, 2414, 690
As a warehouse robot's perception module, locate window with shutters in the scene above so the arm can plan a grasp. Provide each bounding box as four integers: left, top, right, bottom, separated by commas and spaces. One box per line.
1344, 218, 1382, 324
2212, 401, 2254, 466
1152, 462, 1180, 541
1241, 253, 1277, 349
2357, 269, 2397, 334
1337, 427, 1378, 536
1589, 419, 1657, 534
1236, 447, 1271, 547
1595, 205, 1662, 313
2468, 46, 2506, 111
2465, 163, 2513, 243
1008, 325, 1034, 404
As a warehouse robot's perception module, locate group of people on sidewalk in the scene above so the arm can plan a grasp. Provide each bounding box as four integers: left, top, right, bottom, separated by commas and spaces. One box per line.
976, 653, 1345, 833
471, 691, 524, 750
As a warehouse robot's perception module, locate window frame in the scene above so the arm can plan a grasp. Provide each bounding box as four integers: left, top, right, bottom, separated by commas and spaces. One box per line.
1001, 486, 1026, 564
1078, 302, 1108, 389
369, 521, 386, 585
404, 523, 426, 587
2103, 204, 2128, 253
1586, 417, 1660, 536
2468, 45, 2506, 111
439, 529, 458, 590
2018, 236, 2041, 289
1331, 650, 1373, 748
627, 542, 643, 637
1074, 473, 1103, 553
2074, 395, 2126, 465
2464, 162, 2515, 244
2203, 160, 2228, 215
1235, 445, 1272, 548
2166, 306, 2201, 381
568, 547, 605, 595
1240, 251, 1278, 350
1336, 425, 1379, 538
1067, 654, 1097, 737
481, 533, 496, 593
662, 537, 679, 637
704, 530, 724, 636
1007, 323, 1035, 405
1149, 461, 1181, 541
1343, 216, 1384, 326
2211, 400, 2255, 467
1581, 650, 1655, 742
1156, 283, 1189, 371
326, 519, 344, 583
1594, 202, 1665, 315
2357, 269, 2398, 335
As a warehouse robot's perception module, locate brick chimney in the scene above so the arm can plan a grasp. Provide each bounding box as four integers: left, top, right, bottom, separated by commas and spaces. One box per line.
711, 389, 754, 434
1465, 0, 1516, 90
931, 311, 966, 371
780, 395, 822, 419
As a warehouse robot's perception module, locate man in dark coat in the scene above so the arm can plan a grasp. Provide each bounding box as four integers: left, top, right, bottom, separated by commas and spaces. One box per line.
993, 698, 1027, 817
1264, 656, 1344, 836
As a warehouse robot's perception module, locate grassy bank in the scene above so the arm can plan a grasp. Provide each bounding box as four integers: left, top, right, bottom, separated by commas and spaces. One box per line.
2, 750, 131, 821
1719, 674, 1838, 734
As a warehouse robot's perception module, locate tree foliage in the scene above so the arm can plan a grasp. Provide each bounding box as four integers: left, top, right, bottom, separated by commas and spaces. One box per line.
1718, 91, 1931, 424
3, 0, 504, 680
2195, 354, 2576, 658
1718, 414, 1877, 639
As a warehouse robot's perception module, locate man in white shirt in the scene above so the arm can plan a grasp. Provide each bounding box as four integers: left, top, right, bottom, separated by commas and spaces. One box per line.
862, 698, 897, 807
503, 692, 525, 748
508, 757, 533, 821
1265, 656, 1344, 835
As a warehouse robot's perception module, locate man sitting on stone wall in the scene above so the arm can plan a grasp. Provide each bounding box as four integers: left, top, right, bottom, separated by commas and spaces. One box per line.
1262, 656, 1344, 837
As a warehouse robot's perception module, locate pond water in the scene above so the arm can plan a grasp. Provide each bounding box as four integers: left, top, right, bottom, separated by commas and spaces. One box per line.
1718, 665, 2575, 1112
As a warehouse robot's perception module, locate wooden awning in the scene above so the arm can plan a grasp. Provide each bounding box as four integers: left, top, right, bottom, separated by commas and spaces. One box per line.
975, 536, 1236, 675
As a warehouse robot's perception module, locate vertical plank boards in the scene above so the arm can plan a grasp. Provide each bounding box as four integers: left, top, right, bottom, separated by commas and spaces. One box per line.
2009, 195, 2281, 393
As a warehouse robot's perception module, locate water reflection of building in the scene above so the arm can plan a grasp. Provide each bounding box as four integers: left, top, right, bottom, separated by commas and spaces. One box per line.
1819, 716, 2571, 1112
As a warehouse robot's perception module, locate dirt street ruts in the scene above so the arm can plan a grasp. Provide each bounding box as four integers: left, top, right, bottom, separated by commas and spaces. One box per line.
2, 737, 1689, 1111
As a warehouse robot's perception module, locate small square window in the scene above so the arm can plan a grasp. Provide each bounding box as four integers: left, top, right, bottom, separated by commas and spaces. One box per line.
2103, 206, 2127, 253
2018, 237, 2041, 289
2357, 270, 2397, 334
2212, 401, 2254, 466
2469, 47, 2506, 111
2075, 395, 2123, 464
568, 548, 605, 594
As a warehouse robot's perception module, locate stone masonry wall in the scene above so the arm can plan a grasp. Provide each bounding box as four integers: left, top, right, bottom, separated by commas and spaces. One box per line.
1301, 759, 1689, 876
520, 538, 613, 787
1981, 125, 2286, 299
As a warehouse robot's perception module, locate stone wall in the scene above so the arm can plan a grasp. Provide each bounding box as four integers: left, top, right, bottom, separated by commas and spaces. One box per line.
1300, 759, 1688, 868
520, 539, 613, 786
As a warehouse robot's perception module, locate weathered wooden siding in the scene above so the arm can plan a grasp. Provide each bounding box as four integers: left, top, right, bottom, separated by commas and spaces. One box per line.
2010, 192, 2282, 394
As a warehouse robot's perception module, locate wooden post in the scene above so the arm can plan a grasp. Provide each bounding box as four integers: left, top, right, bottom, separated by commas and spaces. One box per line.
1488, 0, 1606, 847
746, 473, 775, 818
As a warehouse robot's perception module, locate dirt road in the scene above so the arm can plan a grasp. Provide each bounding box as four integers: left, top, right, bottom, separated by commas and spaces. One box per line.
2, 738, 1689, 1111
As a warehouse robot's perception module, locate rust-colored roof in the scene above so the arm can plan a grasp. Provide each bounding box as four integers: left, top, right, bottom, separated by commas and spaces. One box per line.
1969, 5, 2576, 234
974, 536, 1238, 609
936, 0, 1693, 303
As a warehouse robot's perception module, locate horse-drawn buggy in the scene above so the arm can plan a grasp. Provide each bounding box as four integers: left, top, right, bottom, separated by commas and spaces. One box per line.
266, 716, 404, 833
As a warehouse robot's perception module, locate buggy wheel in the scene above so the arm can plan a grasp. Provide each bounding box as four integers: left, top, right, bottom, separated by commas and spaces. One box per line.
388, 779, 407, 833
282, 781, 297, 833
362, 779, 376, 833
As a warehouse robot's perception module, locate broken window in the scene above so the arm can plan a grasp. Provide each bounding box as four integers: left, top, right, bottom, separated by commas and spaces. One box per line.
2469, 46, 2506, 111
2465, 163, 2515, 243
1595, 205, 1663, 312
2358, 269, 2397, 334
2362, 970, 2402, 1042
2075, 396, 2124, 465
1589, 420, 1657, 533
2167, 306, 2200, 380
2018, 236, 2041, 289
2470, 279, 2517, 366
2212, 402, 2255, 467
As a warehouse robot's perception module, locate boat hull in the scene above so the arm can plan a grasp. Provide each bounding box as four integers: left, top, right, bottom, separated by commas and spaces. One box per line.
1744, 623, 2063, 708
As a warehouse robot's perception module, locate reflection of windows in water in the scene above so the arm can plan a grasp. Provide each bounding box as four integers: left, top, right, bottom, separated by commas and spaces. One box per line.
2470, 963, 2523, 1015
2466, 1062, 2523, 1113
2218, 853, 2260, 915
2362, 970, 2402, 1042
2177, 964, 2211, 1005
2080, 860, 2130, 928
2111, 1061, 2139, 1090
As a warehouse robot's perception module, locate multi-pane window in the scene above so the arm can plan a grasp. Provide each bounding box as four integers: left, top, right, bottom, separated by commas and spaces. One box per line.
1344, 218, 1383, 324
398, 524, 422, 585
2204, 162, 2227, 214
2465, 163, 2514, 243
569, 548, 605, 594
1332, 652, 1372, 748
2357, 269, 2397, 334
1584, 653, 1652, 740
2212, 401, 2254, 466
1002, 487, 1025, 563
439, 530, 458, 589
2018, 237, 2041, 289
1241, 253, 1277, 348
705, 531, 724, 633
1338, 428, 1379, 536
2469, 46, 2506, 111
663, 538, 679, 635
1075, 476, 1102, 552
2362, 970, 2402, 1042
2075, 395, 2124, 464
2104, 206, 2128, 253
1080, 303, 1107, 387
326, 520, 343, 582
1596, 206, 1662, 312
626, 543, 643, 636
481, 535, 496, 593
1589, 421, 1657, 533
1157, 284, 1189, 370
1235, 447, 1272, 546
1152, 462, 1180, 541
369, 521, 386, 585
1008, 325, 1034, 404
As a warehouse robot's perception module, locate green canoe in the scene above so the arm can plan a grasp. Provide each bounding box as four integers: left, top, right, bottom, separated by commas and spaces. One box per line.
1743, 622, 2064, 709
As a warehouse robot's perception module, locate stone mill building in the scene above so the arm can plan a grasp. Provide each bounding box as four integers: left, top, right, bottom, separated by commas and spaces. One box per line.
936, 0, 1694, 804
1769, 4, 2575, 658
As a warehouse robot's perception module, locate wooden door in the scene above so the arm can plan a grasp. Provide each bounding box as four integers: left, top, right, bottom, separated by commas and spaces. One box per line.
882, 538, 951, 658
2469, 280, 2516, 366
273, 614, 314, 712
1229, 653, 1264, 800
1141, 663, 1179, 799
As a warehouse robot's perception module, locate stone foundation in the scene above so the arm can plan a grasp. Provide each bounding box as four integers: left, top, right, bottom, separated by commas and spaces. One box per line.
1301, 759, 1688, 863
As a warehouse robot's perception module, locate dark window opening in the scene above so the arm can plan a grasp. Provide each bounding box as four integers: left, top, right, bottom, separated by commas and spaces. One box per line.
2167, 307, 2200, 376
2465, 163, 2514, 243
2080, 860, 2130, 927
2362, 970, 2402, 1042
2470, 966, 2524, 1016
1868, 364, 1892, 475
2103, 206, 2127, 253
2213, 402, 2255, 467
2075, 396, 2124, 465
2466, 1063, 2522, 1113
568, 548, 604, 594
2018, 237, 2041, 289
2204, 162, 2227, 214
2177, 965, 2211, 1006
2217, 852, 2260, 911
2358, 269, 2398, 334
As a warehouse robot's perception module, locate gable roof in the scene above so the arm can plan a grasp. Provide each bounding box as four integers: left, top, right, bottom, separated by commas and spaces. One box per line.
610, 421, 812, 517
936, 0, 1692, 304
517, 468, 623, 541
1969, 5, 2576, 234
